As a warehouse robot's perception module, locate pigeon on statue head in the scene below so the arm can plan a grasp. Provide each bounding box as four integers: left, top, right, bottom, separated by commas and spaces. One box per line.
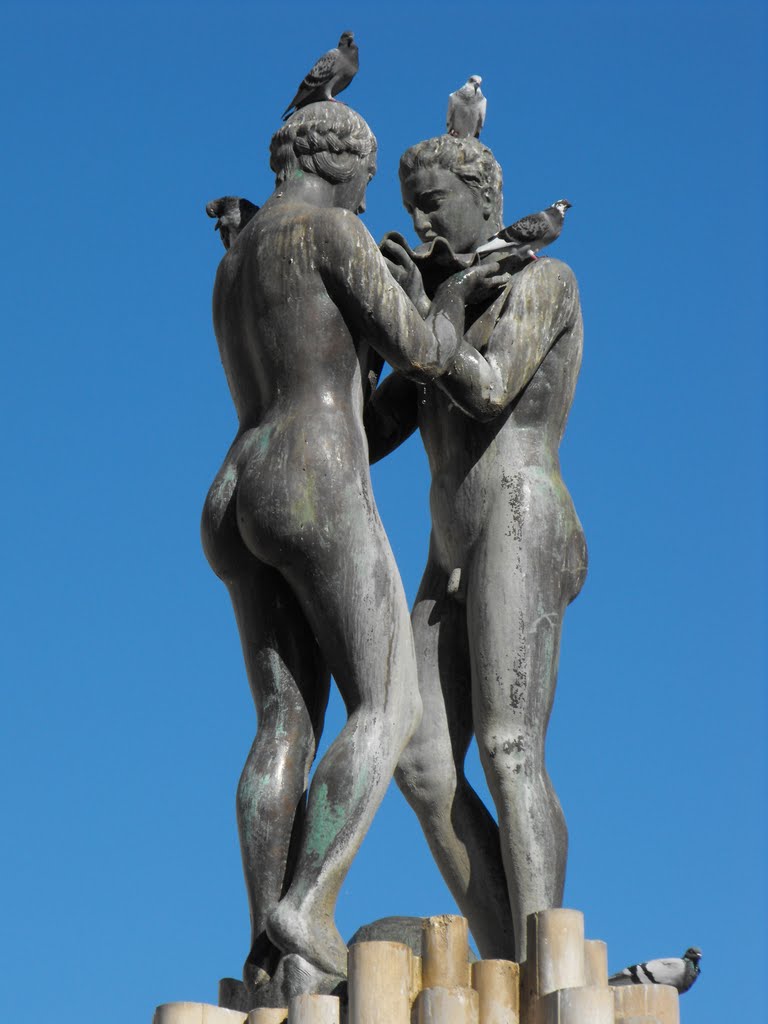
446, 75, 487, 138
281, 31, 359, 120
609, 947, 702, 994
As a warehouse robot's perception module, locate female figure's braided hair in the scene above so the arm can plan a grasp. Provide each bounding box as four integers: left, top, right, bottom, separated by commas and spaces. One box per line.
270, 102, 377, 185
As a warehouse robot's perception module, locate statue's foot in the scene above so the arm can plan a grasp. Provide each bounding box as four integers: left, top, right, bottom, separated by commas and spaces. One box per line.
267, 901, 348, 978
243, 961, 271, 992
249, 953, 345, 1009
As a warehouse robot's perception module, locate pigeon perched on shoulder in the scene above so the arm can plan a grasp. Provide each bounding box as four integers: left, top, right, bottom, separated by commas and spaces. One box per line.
446, 75, 486, 138
609, 947, 702, 994
475, 199, 572, 259
281, 31, 359, 120
205, 196, 259, 251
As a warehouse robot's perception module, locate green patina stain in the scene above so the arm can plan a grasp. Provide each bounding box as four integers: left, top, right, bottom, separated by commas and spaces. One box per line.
305, 782, 347, 862
258, 424, 275, 452
291, 472, 317, 525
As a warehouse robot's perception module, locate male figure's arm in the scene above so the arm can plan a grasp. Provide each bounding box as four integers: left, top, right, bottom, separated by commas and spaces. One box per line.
437, 259, 581, 421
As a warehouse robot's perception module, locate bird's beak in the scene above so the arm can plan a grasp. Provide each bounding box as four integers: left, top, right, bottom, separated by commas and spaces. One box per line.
214, 221, 221, 232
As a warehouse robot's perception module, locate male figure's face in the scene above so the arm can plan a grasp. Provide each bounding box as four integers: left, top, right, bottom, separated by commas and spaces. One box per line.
401, 167, 491, 253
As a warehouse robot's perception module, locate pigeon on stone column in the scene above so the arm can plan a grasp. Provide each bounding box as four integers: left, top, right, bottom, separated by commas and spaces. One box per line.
281, 31, 359, 120
609, 947, 702, 994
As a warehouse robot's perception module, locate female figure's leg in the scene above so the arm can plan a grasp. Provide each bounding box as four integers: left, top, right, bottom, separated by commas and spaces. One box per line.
202, 451, 330, 988
467, 473, 586, 960
226, 562, 329, 987
251, 482, 422, 978
395, 543, 515, 959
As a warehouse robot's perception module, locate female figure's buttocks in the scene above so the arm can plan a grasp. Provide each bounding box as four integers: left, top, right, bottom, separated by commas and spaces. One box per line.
198, 103, 501, 997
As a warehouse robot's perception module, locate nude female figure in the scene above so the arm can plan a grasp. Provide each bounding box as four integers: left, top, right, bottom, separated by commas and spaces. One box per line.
369, 136, 588, 961
201, 107, 504, 1002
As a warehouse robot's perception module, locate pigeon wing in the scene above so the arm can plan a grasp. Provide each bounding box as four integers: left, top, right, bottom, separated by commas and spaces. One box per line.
638, 958, 685, 986
282, 47, 339, 116
499, 211, 549, 245
299, 48, 339, 90
446, 91, 461, 133
475, 96, 487, 136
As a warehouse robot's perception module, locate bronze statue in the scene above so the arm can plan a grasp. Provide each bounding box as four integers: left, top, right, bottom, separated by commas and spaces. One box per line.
368, 135, 587, 961
202, 106, 506, 1006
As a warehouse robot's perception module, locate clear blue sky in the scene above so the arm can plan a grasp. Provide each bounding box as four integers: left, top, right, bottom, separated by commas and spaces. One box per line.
1, 3, 765, 1021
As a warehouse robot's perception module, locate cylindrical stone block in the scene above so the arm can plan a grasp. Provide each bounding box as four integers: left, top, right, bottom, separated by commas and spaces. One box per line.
471, 960, 520, 1024
154, 1004, 247, 1024
616, 1017, 663, 1023
521, 910, 586, 1024
540, 986, 614, 1024
612, 984, 679, 1024
410, 954, 423, 1001
422, 915, 470, 988
348, 940, 412, 1024
527, 909, 586, 996
288, 994, 339, 1024
247, 1010, 287, 1024
584, 941, 608, 987
417, 986, 479, 1024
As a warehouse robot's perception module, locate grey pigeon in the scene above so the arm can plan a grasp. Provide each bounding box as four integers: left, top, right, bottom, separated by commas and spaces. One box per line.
609, 947, 702, 994
475, 199, 572, 259
281, 31, 359, 120
205, 196, 259, 251
446, 75, 486, 138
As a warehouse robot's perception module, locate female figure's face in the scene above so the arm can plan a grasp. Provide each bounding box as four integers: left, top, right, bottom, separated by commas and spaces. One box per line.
401, 167, 491, 253
336, 154, 377, 215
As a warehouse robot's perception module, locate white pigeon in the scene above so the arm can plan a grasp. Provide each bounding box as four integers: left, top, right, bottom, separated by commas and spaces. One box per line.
609, 947, 702, 994
446, 75, 486, 138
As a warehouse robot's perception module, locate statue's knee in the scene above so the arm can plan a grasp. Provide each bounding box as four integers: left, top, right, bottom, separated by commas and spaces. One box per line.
478, 729, 541, 787
396, 741, 456, 816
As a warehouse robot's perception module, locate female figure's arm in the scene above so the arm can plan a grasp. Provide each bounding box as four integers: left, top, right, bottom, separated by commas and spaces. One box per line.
318, 208, 506, 380
436, 259, 582, 421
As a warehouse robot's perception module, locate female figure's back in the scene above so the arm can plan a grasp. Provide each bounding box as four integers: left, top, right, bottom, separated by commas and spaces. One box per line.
201, 105, 503, 1006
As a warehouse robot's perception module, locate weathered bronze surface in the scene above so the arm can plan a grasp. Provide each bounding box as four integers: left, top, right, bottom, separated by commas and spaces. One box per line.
203, 106, 505, 1008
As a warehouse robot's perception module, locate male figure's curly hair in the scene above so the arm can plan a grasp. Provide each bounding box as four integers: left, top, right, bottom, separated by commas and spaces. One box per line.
270, 102, 377, 185
399, 135, 503, 232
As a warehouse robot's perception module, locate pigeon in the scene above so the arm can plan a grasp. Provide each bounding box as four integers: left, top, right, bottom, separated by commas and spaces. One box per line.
609, 947, 702, 994
281, 31, 359, 120
205, 196, 259, 251
475, 199, 572, 259
446, 75, 486, 138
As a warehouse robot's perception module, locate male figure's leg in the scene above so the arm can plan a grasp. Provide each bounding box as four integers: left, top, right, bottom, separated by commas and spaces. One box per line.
467, 507, 569, 961
396, 548, 516, 960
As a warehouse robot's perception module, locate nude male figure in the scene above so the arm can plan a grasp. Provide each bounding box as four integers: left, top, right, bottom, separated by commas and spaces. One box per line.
201, 107, 504, 1003
369, 136, 587, 961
